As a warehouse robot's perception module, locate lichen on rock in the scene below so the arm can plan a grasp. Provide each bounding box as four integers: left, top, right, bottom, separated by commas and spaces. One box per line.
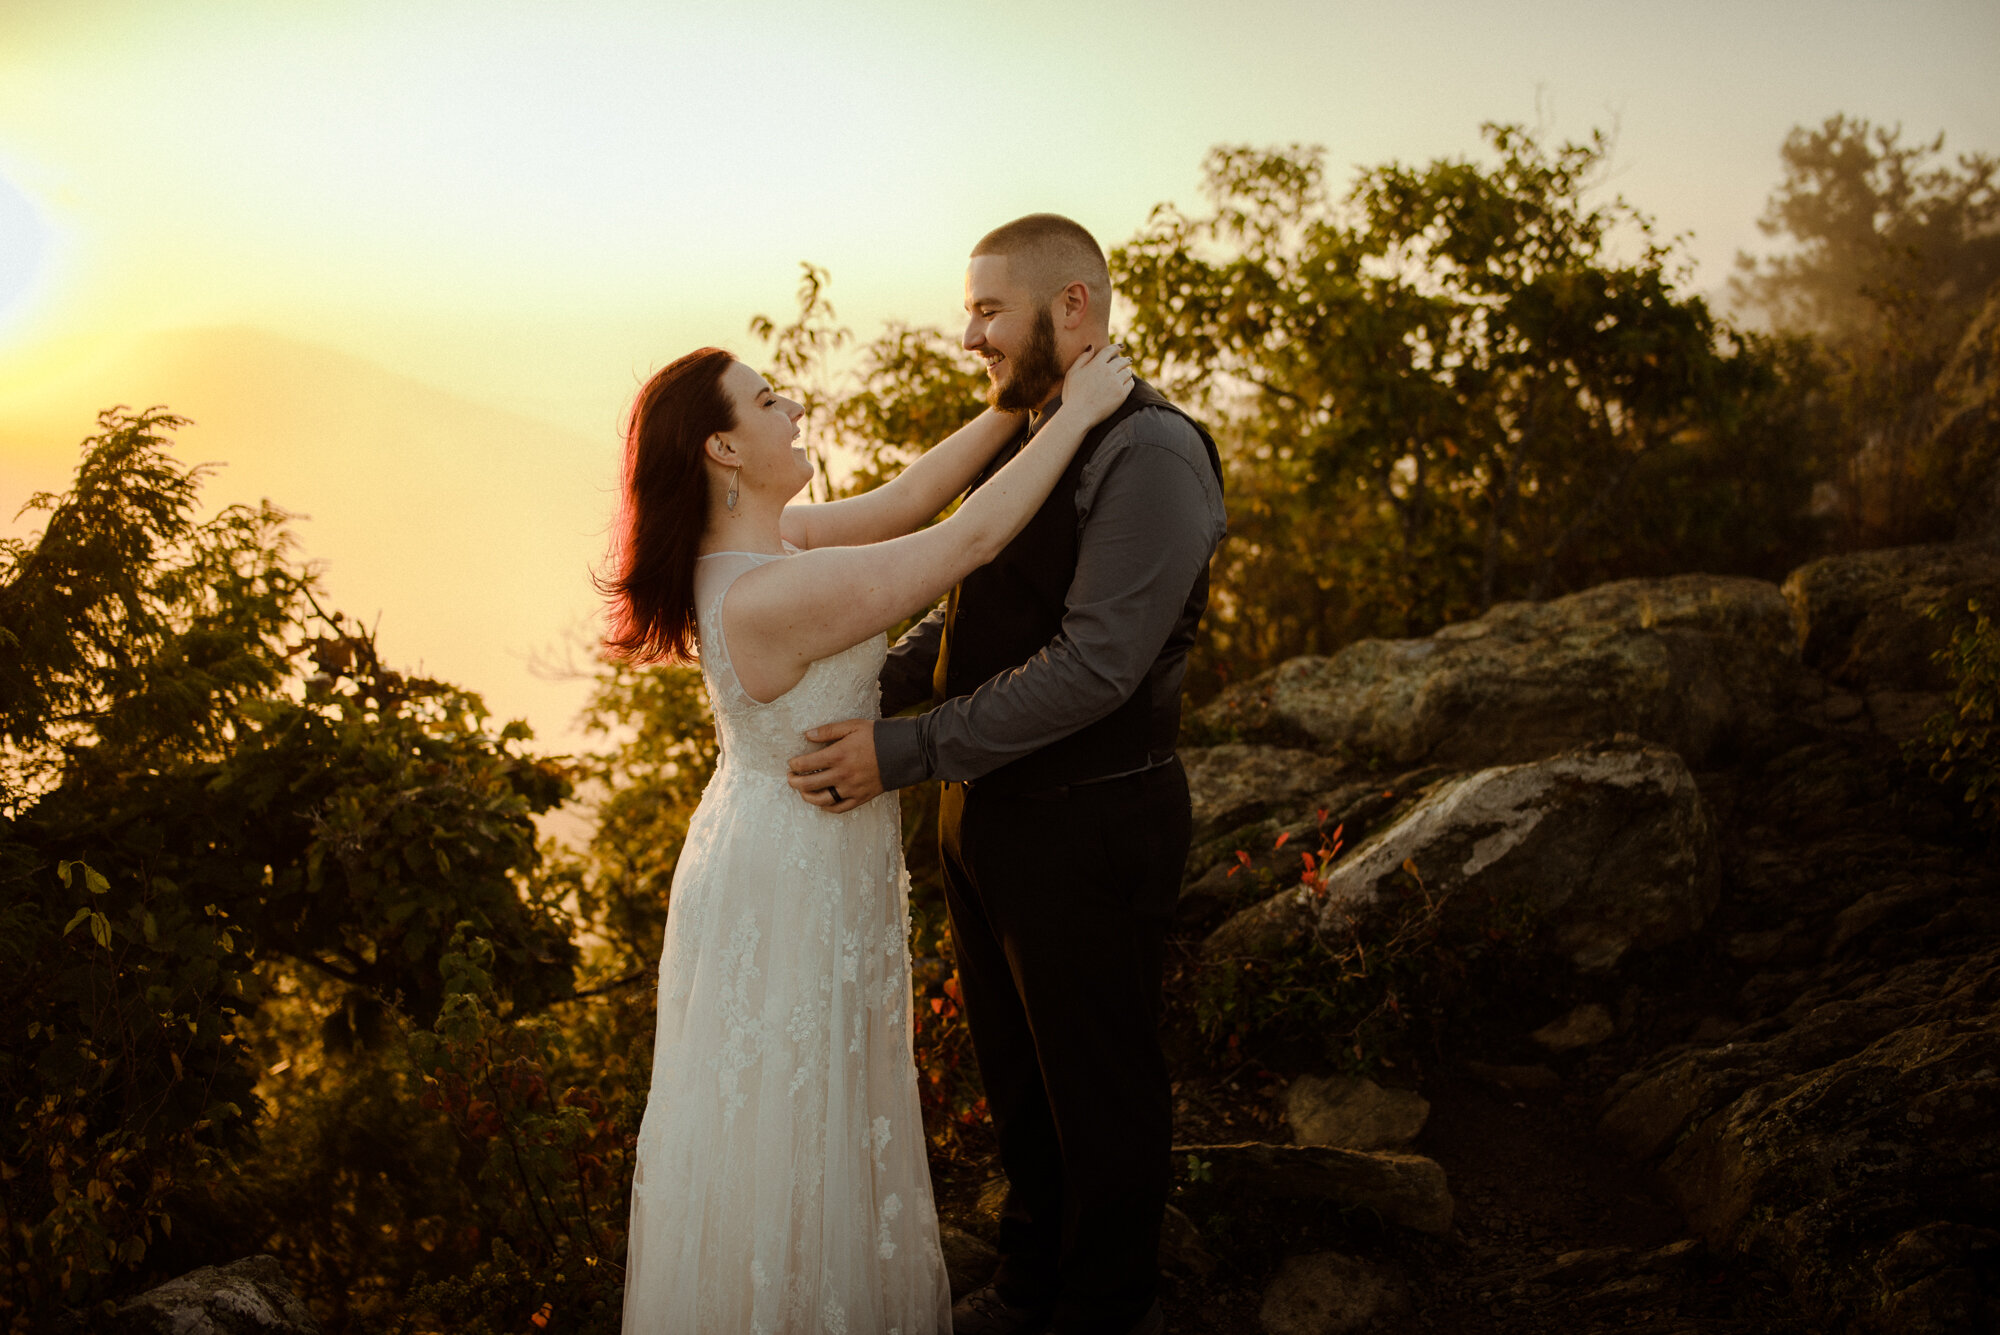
1206, 740, 1720, 974
1189, 574, 1800, 769
94, 1255, 321, 1335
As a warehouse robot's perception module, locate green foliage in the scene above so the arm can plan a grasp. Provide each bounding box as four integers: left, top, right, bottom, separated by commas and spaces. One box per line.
0, 411, 575, 1325
400, 926, 630, 1334
0, 408, 301, 810
1735, 115, 2000, 545
1114, 125, 1826, 691
1916, 599, 2000, 832
833, 324, 989, 499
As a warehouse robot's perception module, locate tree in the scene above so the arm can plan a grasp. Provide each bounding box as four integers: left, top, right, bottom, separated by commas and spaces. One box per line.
1734, 115, 2000, 543
832, 323, 990, 498
1, 410, 575, 1320
1114, 125, 1824, 687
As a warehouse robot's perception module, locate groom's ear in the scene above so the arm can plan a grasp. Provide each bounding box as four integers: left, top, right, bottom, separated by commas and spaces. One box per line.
1055, 279, 1092, 329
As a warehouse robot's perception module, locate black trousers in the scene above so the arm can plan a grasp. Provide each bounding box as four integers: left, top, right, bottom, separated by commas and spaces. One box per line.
939, 758, 1192, 1332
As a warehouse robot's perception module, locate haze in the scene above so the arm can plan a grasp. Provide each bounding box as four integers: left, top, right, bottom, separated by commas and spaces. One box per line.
3, 0, 1996, 751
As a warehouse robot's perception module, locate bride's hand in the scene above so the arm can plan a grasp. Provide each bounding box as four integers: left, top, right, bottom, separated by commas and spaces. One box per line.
1059, 343, 1135, 426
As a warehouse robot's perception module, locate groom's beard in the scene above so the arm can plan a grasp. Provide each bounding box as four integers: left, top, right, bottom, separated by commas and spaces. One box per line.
988, 307, 1066, 413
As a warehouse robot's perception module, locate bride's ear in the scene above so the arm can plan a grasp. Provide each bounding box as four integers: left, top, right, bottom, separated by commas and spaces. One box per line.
703, 433, 737, 468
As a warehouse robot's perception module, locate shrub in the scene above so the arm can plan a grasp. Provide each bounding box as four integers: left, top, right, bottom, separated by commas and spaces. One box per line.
1918, 598, 2000, 833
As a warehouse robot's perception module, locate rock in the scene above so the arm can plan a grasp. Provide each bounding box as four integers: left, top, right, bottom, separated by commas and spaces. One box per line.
1258, 1251, 1410, 1335
1458, 1237, 1705, 1321
1176, 816, 1295, 929
1929, 284, 2000, 543
1600, 946, 2000, 1331
1285, 1073, 1429, 1150
1524, 1239, 1699, 1288
973, 1174, 1008, 1230
1179, 1141, 1454, 1234
1206, 741, 1719, 974
1781, 541, 2000, 694
1867, 689, 1950, 744
1465, 1061, 1562, 1092
953, 1190, 1209, 1286
1190, 574, 1799, 768
105, 1255, 320, 1335
1159, 1203, 1216, 1278
1578, 656, 1998, 1334
1177, 774, 1438, 931
1522, 1245, 1635, 1287
1687, 1015, 1740, 1043
1824, 885, 1947, 959
1871, 1223, 2000, 1334
1181, 743, 1347, 844
1726, 928, 1793, 965
1530, 1002, 1616, 1053
939, 1225, 998, 1300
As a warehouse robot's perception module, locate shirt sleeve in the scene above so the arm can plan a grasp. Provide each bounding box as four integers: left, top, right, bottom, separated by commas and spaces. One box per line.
878, 601, 946, 718
879, 409, 1225, 789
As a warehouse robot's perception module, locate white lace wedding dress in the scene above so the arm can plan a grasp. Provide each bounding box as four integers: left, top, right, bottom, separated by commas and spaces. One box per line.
621, 550, 951, 1335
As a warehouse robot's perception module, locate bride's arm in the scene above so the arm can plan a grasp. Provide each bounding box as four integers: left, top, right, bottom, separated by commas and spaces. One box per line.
725, 347, 1132, 701
779, 406, 1022, 551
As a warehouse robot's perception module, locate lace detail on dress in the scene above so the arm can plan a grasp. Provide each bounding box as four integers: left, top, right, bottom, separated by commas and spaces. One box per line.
621, 550, 946, 1334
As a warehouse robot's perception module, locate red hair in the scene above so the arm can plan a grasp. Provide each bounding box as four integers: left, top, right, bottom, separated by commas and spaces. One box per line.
598, 347, 736, 662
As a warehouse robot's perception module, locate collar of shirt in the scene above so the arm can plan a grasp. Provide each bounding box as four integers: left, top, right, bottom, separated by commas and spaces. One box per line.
1026, 392, 1065, 439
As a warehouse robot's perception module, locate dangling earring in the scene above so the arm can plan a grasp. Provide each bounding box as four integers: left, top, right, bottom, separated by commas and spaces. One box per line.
724, 467, 740, 512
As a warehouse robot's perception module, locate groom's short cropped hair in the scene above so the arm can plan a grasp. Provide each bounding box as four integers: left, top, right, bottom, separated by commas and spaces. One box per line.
972, 213, 1111, 314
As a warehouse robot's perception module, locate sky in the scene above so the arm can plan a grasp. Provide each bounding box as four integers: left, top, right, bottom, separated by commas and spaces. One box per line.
2, 0, 1997, 754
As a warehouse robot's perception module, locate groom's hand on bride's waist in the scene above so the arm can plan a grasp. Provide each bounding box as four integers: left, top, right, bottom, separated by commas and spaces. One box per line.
789, 719, 881, 813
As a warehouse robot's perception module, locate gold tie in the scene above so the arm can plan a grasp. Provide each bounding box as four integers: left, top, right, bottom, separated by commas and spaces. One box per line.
931, 583, 959, 707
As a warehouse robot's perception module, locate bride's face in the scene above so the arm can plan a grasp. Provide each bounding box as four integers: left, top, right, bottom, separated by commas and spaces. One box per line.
718, 362, 810, 497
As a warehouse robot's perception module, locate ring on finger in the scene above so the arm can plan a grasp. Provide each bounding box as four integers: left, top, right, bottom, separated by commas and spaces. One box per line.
828, 785, 843, 803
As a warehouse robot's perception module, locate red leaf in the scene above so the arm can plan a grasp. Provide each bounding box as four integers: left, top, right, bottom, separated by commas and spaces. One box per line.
1273, 831, 1290, 849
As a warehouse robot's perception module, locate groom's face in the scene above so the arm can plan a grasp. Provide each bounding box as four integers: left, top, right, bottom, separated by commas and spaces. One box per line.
964, 254, 1066, 413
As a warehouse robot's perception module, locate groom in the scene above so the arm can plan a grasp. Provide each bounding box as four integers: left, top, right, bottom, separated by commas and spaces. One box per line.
790, 213, 1224, 1335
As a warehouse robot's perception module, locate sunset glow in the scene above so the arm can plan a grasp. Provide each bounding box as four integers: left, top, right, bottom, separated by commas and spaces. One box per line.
3, 0, 1996, 748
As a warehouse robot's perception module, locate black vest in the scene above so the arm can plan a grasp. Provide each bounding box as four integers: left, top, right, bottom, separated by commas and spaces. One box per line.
940, 380, 1222, 794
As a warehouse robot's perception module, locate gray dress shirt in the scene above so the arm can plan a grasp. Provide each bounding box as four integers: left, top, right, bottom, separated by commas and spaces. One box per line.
871, 399, 1227, 790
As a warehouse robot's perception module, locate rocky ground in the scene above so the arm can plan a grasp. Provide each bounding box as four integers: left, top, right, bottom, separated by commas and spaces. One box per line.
91, 541, 2000, 1333
934, 542, 2000, 1334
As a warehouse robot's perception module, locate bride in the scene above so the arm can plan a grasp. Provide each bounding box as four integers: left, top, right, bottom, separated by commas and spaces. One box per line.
601, 340, 1134, 1333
